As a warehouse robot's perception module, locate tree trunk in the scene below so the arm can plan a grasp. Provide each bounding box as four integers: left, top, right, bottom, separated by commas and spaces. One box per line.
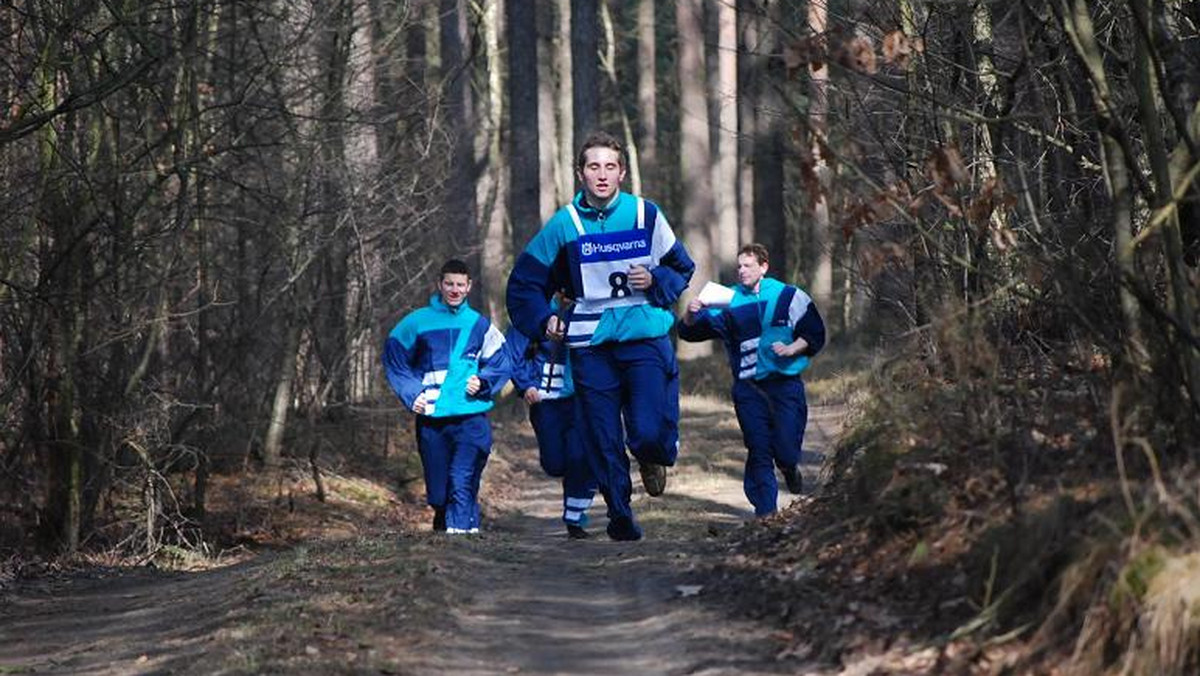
737, 0, 758, 247
712, 0, 739, 280
1060, 0, 1149, 368
900, 0, 935, 331
508, 0, 541, 244
751, 2, 785, 275
637, 0, 658, 189
314, 0, 352, 417
556, 0, 574, 202
572, 0, 599, 154
538, 3, 561, 218
601, 0, 642, 194
1130, 0, 1200, 406
262, 316, 301, 468
806, 0, 833, 312
479, 0, 508, 320
676, 0, 714, 360
440, 0, 480, 283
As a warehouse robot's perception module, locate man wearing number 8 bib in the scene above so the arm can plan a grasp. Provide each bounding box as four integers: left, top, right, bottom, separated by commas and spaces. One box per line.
506, 131, 695, 541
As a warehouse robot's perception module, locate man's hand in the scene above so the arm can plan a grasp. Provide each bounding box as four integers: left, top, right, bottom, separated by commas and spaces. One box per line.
683, 297, 705, 325
523, 387, 542, 405
771, 338, 808, 358
628, 264, 653, 291
411, 392, 427, 415
546, 314, 565, 342
466, 375, 482, 396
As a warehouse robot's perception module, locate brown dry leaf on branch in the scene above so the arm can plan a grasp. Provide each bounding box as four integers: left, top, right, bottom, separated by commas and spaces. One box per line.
881, 31, 924, 71
836, 35, 878, 75
926, 146, 969, 192
966, 178, 1019, 250
783, 36, 827, 72
858, 242, 910, 280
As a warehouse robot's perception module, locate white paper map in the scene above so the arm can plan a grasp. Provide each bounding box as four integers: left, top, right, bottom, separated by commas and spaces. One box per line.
696, 281, 734, 308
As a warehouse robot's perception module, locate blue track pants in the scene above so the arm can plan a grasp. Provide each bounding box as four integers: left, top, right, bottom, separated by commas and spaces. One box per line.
731, 376, 807, 516
529, 398, 596, 525
572, 336, 680, 521
415, 413, 492, 531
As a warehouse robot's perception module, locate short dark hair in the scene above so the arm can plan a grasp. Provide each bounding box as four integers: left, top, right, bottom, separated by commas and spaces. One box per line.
576, 131, 625, 171
439, 258, 471, 279
738, 243, 769, 266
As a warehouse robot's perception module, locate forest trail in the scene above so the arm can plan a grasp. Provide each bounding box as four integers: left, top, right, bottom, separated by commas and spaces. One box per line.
0, 396, 844, 675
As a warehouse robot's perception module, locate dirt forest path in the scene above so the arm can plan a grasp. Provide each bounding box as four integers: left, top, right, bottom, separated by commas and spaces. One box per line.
1, 395, 844, 675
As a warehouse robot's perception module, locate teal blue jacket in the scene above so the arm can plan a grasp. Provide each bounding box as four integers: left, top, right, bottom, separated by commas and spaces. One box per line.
383, 295, 510, 417
678, 277, 826, 380
506, 191, 695, 347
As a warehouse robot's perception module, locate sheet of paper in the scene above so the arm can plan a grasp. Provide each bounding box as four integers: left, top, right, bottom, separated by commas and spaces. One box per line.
696, 281, 734, 308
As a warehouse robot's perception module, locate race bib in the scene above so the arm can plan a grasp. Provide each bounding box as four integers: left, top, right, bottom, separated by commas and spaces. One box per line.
577, 229, 652, 303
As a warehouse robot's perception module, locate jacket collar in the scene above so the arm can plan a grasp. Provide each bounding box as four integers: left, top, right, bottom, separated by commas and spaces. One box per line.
430, 293, 471, 315
738, 276, 782, 297
572, 190, 624, 219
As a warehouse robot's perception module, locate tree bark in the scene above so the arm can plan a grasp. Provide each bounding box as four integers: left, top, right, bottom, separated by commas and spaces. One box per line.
751, 2, 785, 275
508, 0, 541, 245
556, 0, 575, 201
806, 0, 833, 312
601, 0, 642, 195
1060, 0, 1149, 368
1130, 0, 1200, 405
677, 0, 714, 359
737, 0, 758, 247
637, 0, 658, 189
479, 0, 508, 319
440, 0, 480, 284
572, 0, 599, 154
712, 0, 739, 280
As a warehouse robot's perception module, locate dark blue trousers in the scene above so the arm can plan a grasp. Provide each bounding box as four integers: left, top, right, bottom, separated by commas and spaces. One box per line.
731, 376, 807, 516
572, 336, 680, 521
415, 413, 492, 531
529, 397, 596, 525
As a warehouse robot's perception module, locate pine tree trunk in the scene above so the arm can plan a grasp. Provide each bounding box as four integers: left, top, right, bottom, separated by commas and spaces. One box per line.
806, 0, 833, 311
508, 0, 541, 244
572, 0, 599, 153
712, 0, 739, 279
676, 0, 714, 360
637, 0, 658, 188
556, 0, 574, 202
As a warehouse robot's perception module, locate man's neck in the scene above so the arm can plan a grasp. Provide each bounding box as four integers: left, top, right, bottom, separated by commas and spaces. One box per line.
583, 192, 618, 211
741, 280, 762, 295
439, 297, 466, 312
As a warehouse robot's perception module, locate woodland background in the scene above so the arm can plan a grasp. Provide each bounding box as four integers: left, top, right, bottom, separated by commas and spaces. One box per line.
2, 1, 1200, 671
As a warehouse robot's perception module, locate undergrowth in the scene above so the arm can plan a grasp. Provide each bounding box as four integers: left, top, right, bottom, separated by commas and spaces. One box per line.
730, 304, 1200, 674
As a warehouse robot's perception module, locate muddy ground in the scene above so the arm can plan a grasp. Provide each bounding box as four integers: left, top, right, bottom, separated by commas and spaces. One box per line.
1, 395, 847, 675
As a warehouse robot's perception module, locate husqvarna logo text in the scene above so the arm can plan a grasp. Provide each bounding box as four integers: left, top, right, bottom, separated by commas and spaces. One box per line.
581, 239, 648, 258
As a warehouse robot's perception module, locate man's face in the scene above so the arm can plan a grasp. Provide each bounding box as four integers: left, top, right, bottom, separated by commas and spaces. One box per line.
736, 253, 768, 290
439, 272, 471, 307
577, 147, 626, 205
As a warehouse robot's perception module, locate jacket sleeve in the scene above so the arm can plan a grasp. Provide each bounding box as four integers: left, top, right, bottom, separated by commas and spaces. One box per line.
506, 218, 568, 339
382, 320, 424, 410
474, 323, 512, 400
789, 289, 826, 357
646, 209, 694, 307
503, 328, 540, 392
676, 308, 727, 343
